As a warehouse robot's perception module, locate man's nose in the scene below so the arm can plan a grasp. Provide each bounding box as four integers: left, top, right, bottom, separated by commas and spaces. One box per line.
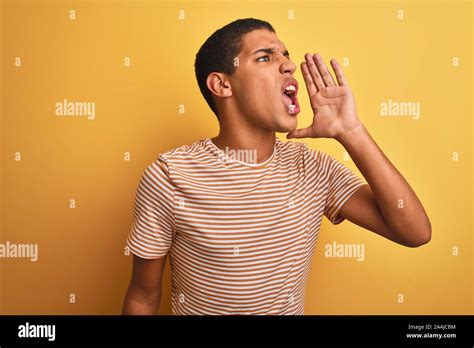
280, 57, 296, 75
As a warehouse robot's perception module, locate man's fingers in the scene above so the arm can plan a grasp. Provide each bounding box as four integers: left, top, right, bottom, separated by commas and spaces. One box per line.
304, 53, 325, 91
314, 54, 336, 87
301, 62, 318, 97
329, 59, 348, 86
287, 126, 312, 139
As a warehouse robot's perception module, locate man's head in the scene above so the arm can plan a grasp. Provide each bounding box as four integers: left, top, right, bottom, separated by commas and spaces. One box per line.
194, 18, 300, 133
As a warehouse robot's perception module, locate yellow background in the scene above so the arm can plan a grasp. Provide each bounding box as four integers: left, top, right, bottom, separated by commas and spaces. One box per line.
0, 0, 472, 314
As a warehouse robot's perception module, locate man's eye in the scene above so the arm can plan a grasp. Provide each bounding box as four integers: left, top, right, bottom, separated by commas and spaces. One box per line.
257, 55, 270, 62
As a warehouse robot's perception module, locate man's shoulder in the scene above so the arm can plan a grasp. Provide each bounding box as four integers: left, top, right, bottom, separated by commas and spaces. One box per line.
277, 139, 333, 172
157, 138, 208, 162
278, 138, 317, 160
278, 138, 309, 152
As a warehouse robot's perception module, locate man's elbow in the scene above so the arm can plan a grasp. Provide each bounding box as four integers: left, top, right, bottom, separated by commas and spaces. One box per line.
403, 223, 432, 248
122, 284, 162, 315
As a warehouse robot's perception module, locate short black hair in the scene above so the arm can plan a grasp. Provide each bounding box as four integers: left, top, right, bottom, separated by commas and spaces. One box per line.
194, 18, 275, 119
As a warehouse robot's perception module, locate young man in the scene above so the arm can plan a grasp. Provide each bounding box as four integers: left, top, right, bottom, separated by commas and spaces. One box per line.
122, 18, 431, 315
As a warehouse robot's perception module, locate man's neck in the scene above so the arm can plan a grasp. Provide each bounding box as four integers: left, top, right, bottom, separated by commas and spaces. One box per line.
211, 127, 276, 164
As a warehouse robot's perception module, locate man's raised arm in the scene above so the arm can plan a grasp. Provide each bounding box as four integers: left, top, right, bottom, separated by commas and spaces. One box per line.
287, 53, 431, 247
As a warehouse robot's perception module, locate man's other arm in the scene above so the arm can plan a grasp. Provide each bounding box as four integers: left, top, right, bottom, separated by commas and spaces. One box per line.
122, 254, 167, 315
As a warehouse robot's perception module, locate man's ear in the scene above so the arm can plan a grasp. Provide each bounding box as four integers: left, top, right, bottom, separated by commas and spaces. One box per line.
206, 72, 232, 98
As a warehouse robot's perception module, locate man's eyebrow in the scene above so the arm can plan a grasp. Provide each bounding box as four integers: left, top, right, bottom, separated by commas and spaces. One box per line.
252, 47, 290, 57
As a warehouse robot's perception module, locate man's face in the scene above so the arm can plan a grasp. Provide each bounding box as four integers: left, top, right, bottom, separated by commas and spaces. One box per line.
228, 29, 300, 133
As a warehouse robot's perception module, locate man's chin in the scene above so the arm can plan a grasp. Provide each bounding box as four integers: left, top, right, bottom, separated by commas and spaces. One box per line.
275, 114, 298, 133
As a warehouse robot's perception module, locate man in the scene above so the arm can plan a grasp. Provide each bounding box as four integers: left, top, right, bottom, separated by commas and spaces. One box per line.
122, 18, 431, 315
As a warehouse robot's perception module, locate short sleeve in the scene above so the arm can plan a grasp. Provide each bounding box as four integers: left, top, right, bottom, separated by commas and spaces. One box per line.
312, 149, 367, 225
125, 156, 175, 259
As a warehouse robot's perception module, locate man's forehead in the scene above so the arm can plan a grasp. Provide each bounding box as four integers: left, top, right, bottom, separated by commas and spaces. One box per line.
240, 30, 286, 54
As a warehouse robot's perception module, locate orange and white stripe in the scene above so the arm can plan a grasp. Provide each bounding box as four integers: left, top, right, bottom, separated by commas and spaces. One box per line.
126, 137, 366, 315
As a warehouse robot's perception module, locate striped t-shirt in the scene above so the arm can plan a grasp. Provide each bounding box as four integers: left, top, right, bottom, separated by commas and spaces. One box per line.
126, 137, 366, 315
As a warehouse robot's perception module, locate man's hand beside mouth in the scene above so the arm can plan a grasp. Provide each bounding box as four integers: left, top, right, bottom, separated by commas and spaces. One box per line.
286, 53, 362, 141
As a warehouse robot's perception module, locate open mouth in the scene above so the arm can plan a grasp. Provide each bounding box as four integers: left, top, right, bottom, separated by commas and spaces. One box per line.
282, 83, 300, 115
